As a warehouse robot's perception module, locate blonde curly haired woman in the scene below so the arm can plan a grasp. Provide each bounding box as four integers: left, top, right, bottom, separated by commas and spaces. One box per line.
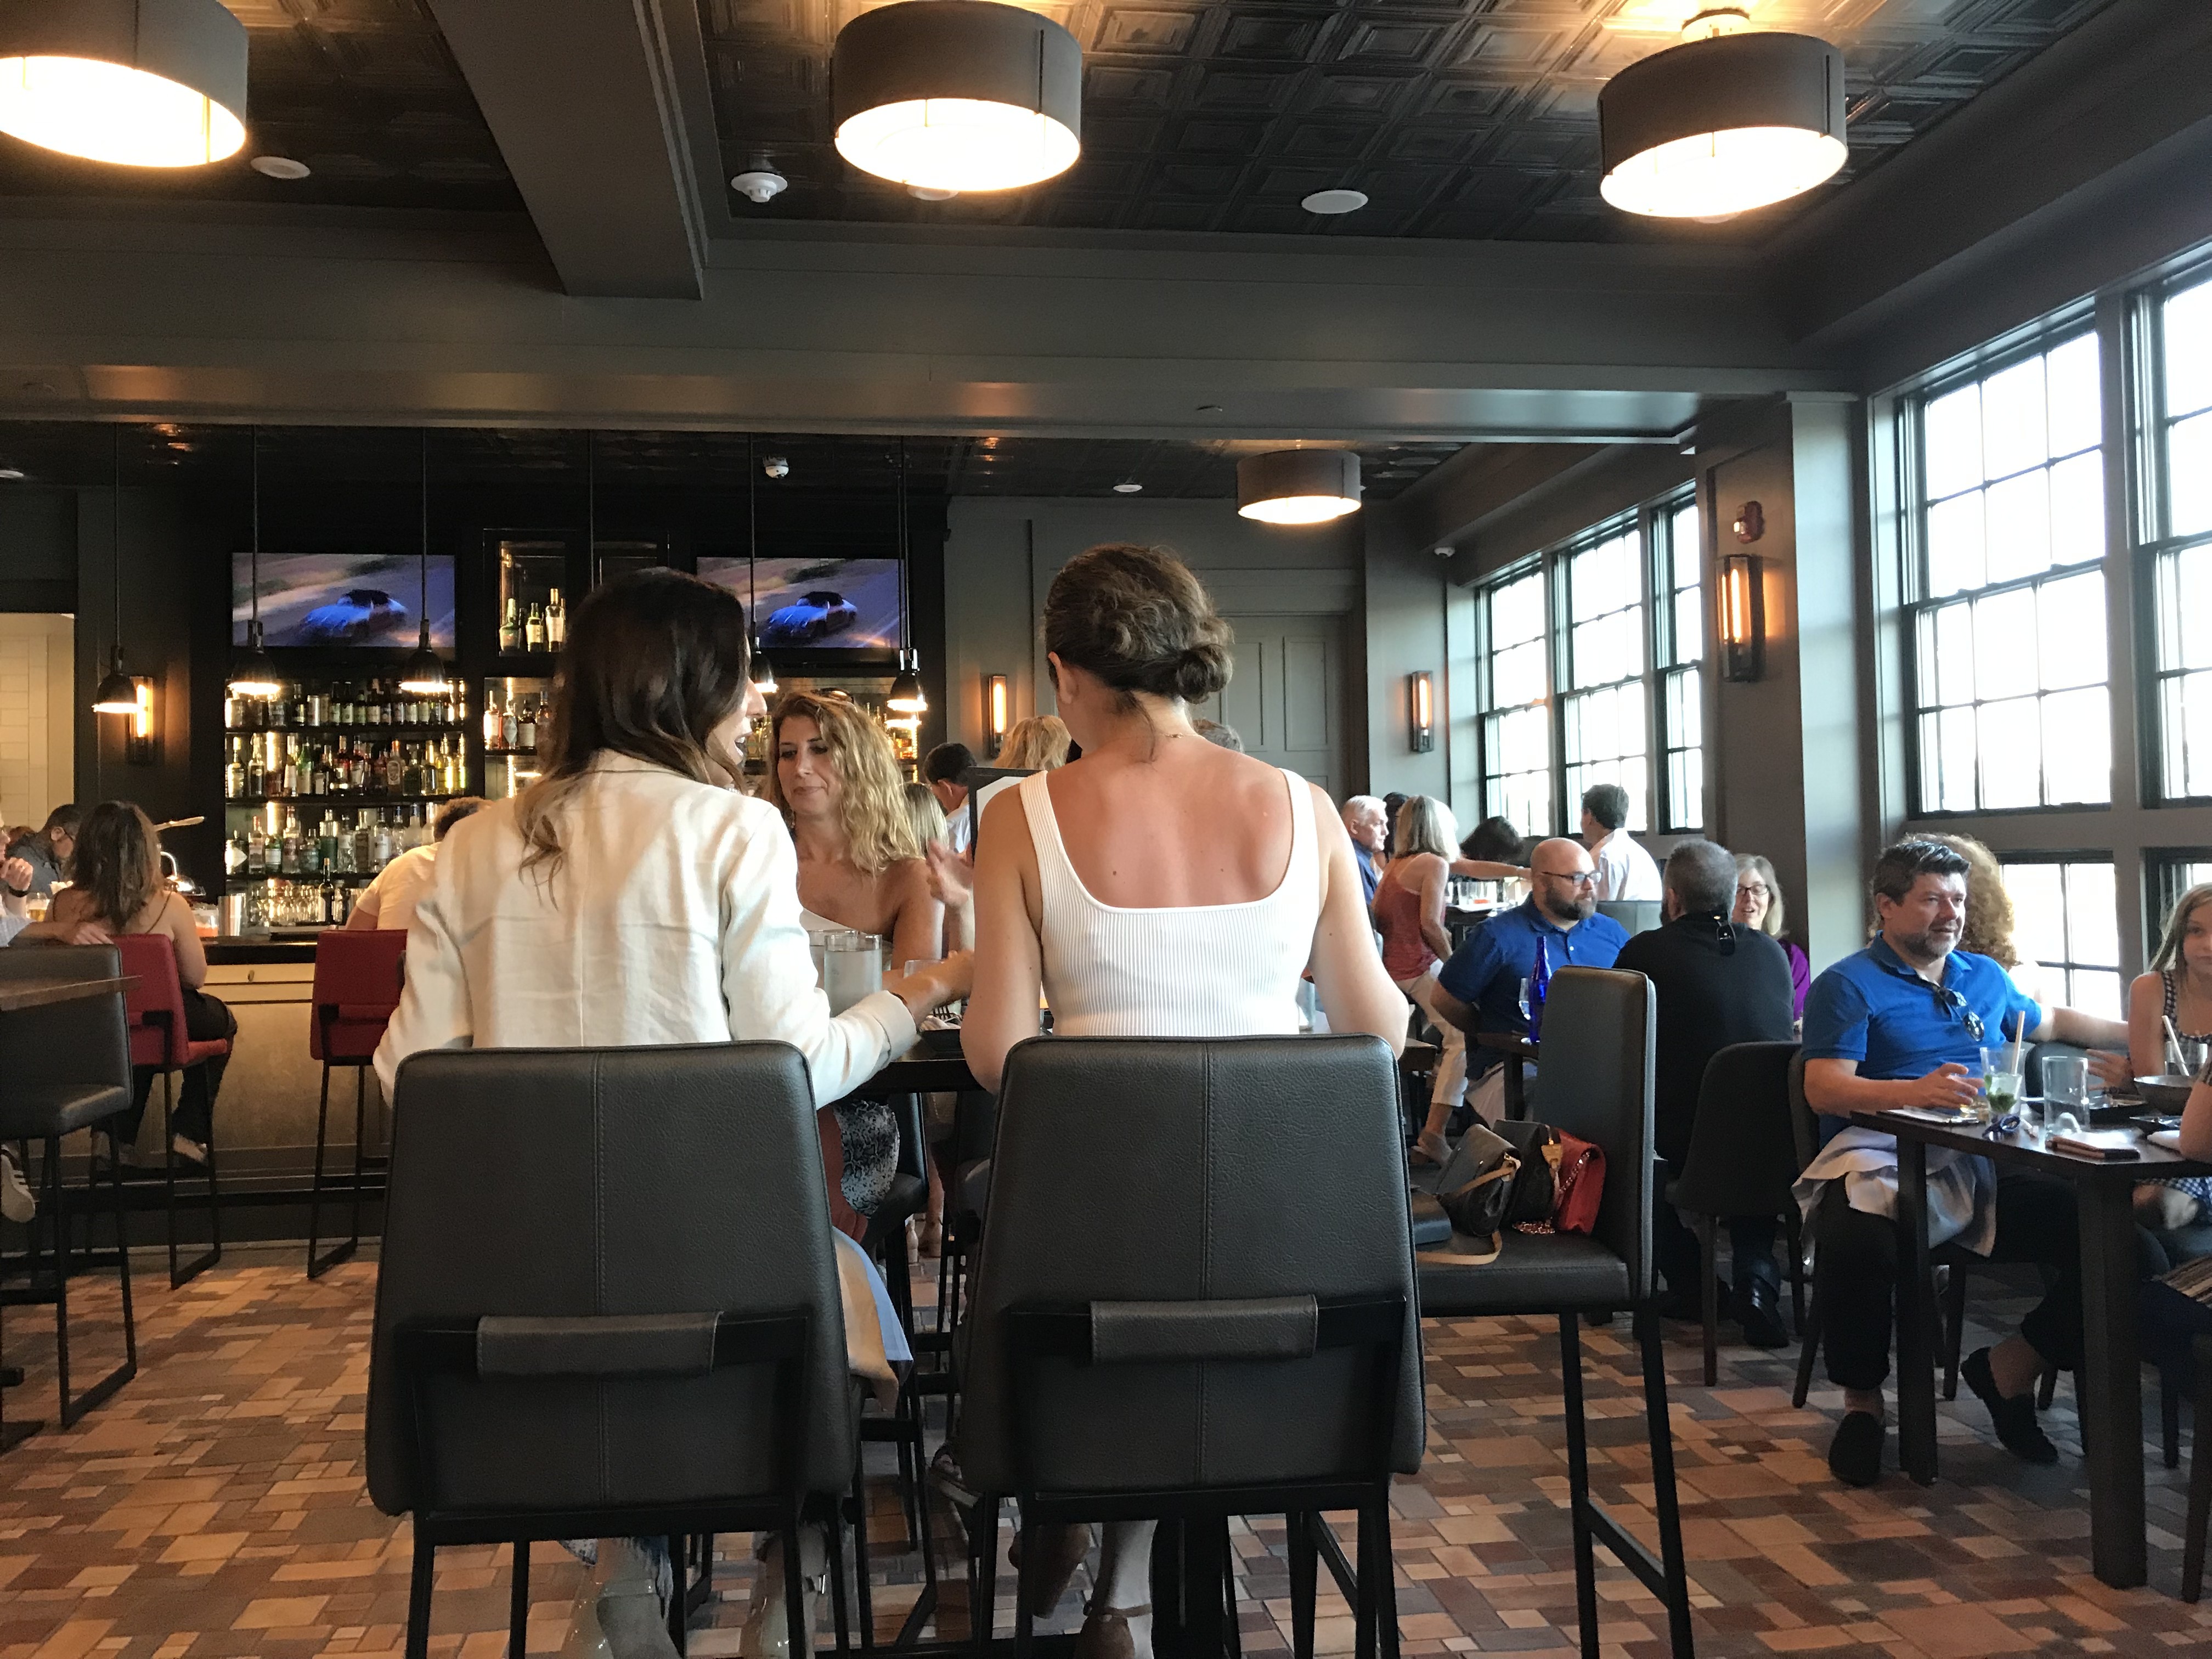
765, 690, 945, 1221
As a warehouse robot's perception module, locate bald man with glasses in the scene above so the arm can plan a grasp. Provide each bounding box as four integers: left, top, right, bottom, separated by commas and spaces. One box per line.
1430, 837, 1631, 1125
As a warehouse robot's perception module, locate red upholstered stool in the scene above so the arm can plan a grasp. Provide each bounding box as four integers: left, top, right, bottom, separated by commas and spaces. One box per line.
307, 930, 404, 1278
116, 935, 233, 1289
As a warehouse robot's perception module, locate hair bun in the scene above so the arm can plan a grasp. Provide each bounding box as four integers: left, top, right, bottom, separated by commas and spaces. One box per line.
1165, 636, 1231, 702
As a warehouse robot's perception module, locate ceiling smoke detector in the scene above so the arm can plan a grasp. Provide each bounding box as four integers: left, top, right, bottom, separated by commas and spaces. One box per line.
731, 169, 788, 204
1301, 188, 1367, 215
250, 154, 309, 179
1111, 478, 1142, 494
763, 454, 790, 479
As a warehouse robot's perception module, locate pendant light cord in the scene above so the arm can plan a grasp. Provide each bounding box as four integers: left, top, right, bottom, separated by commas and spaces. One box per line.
897, 437, 910, 665
747, 433, 758, 614
419, 427, 430, 621
110, 425, 122, 656
250, 425, 261, 626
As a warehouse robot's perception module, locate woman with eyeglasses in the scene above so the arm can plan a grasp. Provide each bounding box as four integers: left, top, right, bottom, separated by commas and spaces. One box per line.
1731, 853, 1810, 1022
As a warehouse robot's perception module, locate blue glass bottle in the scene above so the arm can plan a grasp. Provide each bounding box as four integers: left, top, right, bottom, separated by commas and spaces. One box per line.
1527, 937, 1551, 1040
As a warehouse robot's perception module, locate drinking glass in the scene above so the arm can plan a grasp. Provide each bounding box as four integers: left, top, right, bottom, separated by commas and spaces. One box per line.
2176, 1036, 2210, 1079
2044, 1054, 2089, 1111
1978, 1046, 2021, 1126
1517, 978, 1531, 1022
822, 930, 883, 1014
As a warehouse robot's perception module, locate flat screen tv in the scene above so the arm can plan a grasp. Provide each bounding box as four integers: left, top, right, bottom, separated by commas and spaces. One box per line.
698, 556, 902, 650
233, 553, 456, 649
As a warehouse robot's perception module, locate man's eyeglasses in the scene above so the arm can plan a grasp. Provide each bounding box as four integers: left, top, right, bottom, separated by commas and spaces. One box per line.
1536, 870, 1597, 888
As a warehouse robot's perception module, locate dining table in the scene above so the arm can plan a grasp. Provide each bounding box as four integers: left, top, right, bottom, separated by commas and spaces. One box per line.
1850, 1105, 2212, 1589
1, 973, 136, 1456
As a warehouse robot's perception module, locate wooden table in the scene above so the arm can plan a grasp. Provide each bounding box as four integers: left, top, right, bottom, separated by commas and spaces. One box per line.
1850, 1107, 2212, 1589
1, 974, 134, 1455
1474, 1031, 1538, 1118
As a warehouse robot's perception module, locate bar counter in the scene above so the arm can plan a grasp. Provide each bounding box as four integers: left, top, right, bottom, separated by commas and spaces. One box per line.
195, 934, 349, 1191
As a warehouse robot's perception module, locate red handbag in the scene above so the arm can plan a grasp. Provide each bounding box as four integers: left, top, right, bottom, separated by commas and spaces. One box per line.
1551, 1131, 1607, 1235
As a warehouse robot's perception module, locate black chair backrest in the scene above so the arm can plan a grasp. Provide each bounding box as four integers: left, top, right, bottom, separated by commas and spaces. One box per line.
954, 1034, 1423, 1499
0, 943, 128, 1096
2023, 1040, 2089, 1096
1668, 1042, 1802, 1220
365, 1043, 853, 1520
1531, 967, 1656, 1299
1595, 900, 1662, 936
1786, 1049, 1819, 1171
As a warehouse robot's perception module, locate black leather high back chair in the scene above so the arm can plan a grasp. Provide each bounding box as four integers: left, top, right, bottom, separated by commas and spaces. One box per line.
1414, 967, 1691, 1659
955, 1034, 1421, 1659
366, 1044, 855, 1659
1595, 899, 1662, 936
0, 943, 136, 1434
1667, 1041, 1805, 1385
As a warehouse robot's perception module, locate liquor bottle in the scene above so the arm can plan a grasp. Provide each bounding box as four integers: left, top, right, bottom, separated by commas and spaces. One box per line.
501, 696, 520, 750
526, 601, 546, 652
372, 810, 394, 870
245, 821, 268, 876
280, 811, 302, 876
317, 811, 339, 872
385, 740, 405, 794
546, 587, 566, 646
483, 685, 503, 748
500, 597, 520, 654
224, 740, 243, 800
353, 812, 374, 874
1526, 938, 1551, 1042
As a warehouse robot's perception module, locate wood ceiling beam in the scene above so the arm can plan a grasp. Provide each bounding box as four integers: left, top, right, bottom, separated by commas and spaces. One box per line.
426, 0, 707, 300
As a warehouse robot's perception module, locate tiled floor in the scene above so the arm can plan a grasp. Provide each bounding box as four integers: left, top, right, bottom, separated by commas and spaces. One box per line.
2, 1244, 2210, 1659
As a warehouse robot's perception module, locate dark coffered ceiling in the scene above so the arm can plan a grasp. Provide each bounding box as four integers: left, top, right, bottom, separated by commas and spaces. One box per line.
0, 0, 518, 212
700, 0, 2120, 240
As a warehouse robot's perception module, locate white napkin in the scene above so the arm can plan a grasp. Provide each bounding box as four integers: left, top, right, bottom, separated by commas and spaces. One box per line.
2151, 1129, 2186, 1153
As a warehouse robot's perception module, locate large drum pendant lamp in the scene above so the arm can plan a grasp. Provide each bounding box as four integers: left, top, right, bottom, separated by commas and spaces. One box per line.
832, 0, 1081, 194
0, 0, 247, 168
1599, 14, 1844, 221
1237, 450, 1362, 526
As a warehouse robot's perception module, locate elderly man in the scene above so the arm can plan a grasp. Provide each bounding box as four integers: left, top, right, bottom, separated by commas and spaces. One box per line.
1342, 794, 1387, 905
1615, 839, 1797, 1341
1801, 838, 2138, 1487
1431, 837, 1630, 1124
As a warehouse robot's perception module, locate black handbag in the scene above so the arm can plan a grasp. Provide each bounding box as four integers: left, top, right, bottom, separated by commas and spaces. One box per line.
1431, 1123, 1521, 1261
1493, 1119, 1561, 1227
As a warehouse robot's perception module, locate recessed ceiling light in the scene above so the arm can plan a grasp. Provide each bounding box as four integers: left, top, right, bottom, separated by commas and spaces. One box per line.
1111, 478, 1142, 494
1301, 188, 1367, 215
250, 155, 310, 180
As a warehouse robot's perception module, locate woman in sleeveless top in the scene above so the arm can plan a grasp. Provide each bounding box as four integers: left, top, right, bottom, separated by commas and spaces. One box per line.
964, 544, 1408, 1659
2126, 884, 2212, 1228
763, 690, 944, 1218
1372, 795, 1468, 1161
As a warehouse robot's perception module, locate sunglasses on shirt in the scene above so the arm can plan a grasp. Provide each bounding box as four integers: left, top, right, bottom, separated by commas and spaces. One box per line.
1931, 981, 1985, 1041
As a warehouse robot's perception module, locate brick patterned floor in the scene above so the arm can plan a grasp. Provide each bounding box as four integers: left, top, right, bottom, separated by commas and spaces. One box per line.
2, 1245, 2210, 1658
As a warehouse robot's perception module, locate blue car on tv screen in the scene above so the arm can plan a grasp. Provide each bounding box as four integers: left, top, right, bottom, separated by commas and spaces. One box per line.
762, 589, 861, 645
298, 589, 410, 645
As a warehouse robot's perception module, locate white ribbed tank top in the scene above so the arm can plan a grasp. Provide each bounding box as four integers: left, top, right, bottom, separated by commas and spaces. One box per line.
1019, 766, 1319, 1037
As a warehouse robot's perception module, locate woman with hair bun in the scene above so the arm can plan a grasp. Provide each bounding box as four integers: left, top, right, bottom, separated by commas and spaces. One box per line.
960, 543, 1407, 1659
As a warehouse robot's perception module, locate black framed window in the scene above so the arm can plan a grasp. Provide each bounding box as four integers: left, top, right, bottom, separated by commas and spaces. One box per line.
1479, 564, 1551, 838
2151, 272, 2212, 800
1999, 853, 2123, 1019
1560, 521, 1649, 832
1908, 331, 2109, 814
1656, 495, 1704, 831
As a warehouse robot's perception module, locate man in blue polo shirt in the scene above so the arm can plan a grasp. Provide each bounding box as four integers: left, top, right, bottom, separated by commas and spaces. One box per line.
1431, 836, 1630, 1124
1801, 838, 2132, 1488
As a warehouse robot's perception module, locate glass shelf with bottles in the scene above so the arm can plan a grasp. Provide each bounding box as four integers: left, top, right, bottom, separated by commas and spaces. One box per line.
224, 800, 441, 893
495, 540, 571, 658
483, 676, 551, 801
229, 876, 371, 932
223, 679, 466, 733
225, 729, 469, 804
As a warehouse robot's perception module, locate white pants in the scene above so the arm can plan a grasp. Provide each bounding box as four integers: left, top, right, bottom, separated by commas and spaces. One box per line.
1397, 967, 1468, 1110
1465, 1060, 1537, 1125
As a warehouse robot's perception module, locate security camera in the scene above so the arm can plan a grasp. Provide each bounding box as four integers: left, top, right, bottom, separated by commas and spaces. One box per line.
731, 170, 788, 205
763, 455, 790, 479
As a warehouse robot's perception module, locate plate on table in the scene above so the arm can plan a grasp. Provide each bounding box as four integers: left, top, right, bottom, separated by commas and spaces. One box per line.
916, 1025, 966, 1057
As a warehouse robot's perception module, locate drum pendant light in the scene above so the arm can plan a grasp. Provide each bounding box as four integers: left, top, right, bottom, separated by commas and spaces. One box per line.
228, 425, 280, 697
399, 430, 448, 695
1599, 9, 1845, 221
92, 427, 138, 714
832, 0, 1081, 193
0, 0, 247, 168
1237, 449, 1362, 526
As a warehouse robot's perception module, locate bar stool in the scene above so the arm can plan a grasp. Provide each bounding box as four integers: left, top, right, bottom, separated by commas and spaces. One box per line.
0, 944, 136, 1433
115, 935, 233, 1289
307, 929, 405, 1278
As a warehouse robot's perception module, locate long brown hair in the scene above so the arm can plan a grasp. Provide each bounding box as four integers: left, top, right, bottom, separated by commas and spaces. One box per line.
70, 801, 162, 929
761, 691, 919, 875
2152, 883, 2212, 975
516, 570, 753, 881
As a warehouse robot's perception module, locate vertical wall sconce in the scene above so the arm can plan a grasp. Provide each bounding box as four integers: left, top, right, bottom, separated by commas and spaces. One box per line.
1407, 670, 1436, 754
985, 673, 1009, 751
109, 675, 157, 765
1720, 552, 1765, 682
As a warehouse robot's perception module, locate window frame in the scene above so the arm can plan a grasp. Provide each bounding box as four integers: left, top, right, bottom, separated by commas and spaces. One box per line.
2136, 258, 2212, 806
1993, 849, 2125, 1022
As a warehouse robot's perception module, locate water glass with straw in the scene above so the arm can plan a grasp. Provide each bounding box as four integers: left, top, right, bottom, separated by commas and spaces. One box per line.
1980, 1012, 2027, 1130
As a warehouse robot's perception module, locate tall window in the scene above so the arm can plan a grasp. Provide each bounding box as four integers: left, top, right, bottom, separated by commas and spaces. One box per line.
1910, 332, 2109, 813
2154, 274, 2212, 799
1480, 566, 1551, 838
1560, 523, 1648, 831
1657, 497, 1704, 830
2000, 855, 2123, 1020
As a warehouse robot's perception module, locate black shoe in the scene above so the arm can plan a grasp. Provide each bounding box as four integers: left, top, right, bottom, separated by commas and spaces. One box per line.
1827, 1411, 1884, 1487
1734, 1278, 1788, 1349
1961, 1347, 2058, 1464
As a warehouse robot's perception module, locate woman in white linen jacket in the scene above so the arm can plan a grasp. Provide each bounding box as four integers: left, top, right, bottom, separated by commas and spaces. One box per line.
373, 569, 966, 1659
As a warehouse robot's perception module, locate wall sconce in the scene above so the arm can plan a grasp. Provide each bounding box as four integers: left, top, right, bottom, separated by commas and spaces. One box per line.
105, 674, 158, 765
985, 673, 1009, 751
1407, 670, 1436, 754
1720, 553, 1764, 682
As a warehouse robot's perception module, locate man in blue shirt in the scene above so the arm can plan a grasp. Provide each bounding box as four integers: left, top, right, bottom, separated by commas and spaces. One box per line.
1432, 837, 1630, 1124
1802, 838, 2132, 1488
